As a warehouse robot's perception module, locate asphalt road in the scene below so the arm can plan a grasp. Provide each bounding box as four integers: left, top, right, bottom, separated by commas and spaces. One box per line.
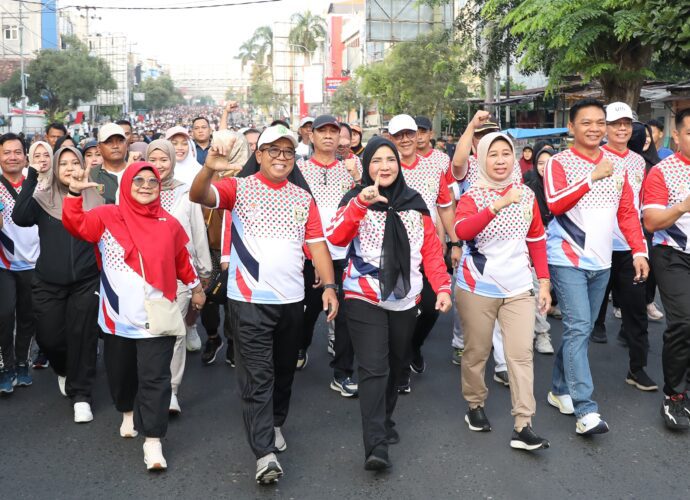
2, 305, 688, 500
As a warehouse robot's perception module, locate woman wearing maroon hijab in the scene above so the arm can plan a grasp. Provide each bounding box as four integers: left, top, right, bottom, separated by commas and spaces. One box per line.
62, 161, 206, 471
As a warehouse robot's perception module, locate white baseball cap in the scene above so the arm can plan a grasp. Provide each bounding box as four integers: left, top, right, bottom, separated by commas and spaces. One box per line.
299, 116, 315, 127
98, 123, 126, 143
606, 102, 634, 123
388, 114, 418, 135
257, 124, 298, 149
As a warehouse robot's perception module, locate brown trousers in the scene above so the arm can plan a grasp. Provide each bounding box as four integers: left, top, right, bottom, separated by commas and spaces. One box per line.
456, 288, 536, 430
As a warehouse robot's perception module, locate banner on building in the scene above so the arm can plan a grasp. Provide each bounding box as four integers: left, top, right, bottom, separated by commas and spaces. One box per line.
303, 65, 324, 104
325, 77, 350, 94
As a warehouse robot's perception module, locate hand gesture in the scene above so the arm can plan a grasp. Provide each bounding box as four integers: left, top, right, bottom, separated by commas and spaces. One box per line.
204, 144, 234, 172
435, 292, 452, 313
68, 164, 99, 194
471, 110, 491, 130
357, 172, 389, 206
632, 256, 650, 284
537, 280, 552, 316
322, 288, 339, 321
225, 101, 239, 113
29, 162, 51, 174
345, 158, 360, 181
497, 186, 523, 210
592, 158, 614, 182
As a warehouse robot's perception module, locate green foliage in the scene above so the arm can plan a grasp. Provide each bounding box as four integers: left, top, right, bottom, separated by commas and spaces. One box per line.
0, 35, 116, 122
247, 65, 283, 114
357, 30, 470, 117
236, 26, 273, 73
330, 79, 371, 118
288, 11, 327, 62
133, 74, 184, 111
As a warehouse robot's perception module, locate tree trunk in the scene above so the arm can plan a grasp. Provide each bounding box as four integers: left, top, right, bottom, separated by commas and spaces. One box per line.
599, 43, 653, 109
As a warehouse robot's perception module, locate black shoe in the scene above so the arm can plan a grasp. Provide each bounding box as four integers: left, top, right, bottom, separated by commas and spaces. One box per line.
410, 349, 425, 374
510, 425, 550, 451
386, 427, 400, 445
590, 323, 607, 343
661, 394, 690, 430
364, 446, 390, 471
625, 369, 658, 391
225, 343, 235, 367
493, 370, 509, 387
397, 376, 411, 395
32, 351, 49, 369
201, 336, 223, 366
465, 407, 491, 432
295, 349, 308, 370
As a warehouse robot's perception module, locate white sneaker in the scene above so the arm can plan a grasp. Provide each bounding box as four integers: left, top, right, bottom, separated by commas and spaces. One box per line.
169, 392, 181, 415
143, 441, 167, 471
120, 413, 138, 438
535, 332, 554, 354
576, 412, 609, 435
256, 452, 282, 484
547, 391, 575, 415
186, 326, 202, 352
613, 307, 622, 319
74, 402, 94, 423
647, 302, 664, 321
274, 426, 286, 452
58, 375, 67, 397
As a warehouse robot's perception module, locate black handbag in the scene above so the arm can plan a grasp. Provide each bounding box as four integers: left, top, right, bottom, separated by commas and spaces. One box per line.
205, 269, 228, 304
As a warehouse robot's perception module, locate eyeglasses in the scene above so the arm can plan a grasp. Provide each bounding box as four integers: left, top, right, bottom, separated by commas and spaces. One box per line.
261, 146, 296, 160
392, 130, 417, 140
132, 176, 161, 188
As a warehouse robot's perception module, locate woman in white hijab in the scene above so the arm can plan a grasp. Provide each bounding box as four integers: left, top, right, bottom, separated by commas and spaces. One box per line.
164, 126, 202, 186
453, 132, 551, 451
28, 141, 53, 191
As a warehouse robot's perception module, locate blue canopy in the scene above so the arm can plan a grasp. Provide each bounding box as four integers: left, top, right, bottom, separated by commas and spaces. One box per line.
503, 128, 569, 139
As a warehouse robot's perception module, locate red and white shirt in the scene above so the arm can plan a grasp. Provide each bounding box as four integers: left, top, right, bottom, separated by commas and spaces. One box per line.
212, 172, 324, 304
421, 148, 458, 199
602, 145, 646, 252
401, 154, 452, 223
454, 184, 548, 298
0, 177, 39, 271
327, 196, 451, 311
297, 157, 360, 260
544, 147, 647, 270
642, 152, 690, 253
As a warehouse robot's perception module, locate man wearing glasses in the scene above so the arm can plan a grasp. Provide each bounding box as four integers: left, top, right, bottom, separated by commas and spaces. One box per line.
296, 115, 361, 398
388, 114, 459, 392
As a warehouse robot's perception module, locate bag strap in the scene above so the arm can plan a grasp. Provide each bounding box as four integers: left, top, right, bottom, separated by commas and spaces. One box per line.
0, 175, 18, 200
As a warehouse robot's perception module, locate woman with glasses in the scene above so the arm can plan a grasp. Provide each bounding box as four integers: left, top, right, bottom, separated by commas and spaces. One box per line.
62, 161, 206, 471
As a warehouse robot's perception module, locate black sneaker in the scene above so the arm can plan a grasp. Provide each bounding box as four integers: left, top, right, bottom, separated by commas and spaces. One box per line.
397, 376, 411, 395
295, 349, 308, 370
225, 343, 235, 368
409, 349, 425, 374
386, 427, 400, 445
32, 351, 49, 369
493, 370, 509, 387
625, 369, 658, 391
683, 392, 690, 419
590, 323, 607, 343
510, 425, 550, 451
364, 446, 390, 471
201, 335, 223, 366
465, 406, 491, 432
661, 394, 690, 430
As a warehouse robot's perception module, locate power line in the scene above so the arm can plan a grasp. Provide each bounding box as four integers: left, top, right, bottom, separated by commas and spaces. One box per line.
9, 0, 283, 11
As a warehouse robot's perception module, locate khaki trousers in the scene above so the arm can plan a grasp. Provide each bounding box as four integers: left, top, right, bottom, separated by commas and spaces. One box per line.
456, 288, 536, 430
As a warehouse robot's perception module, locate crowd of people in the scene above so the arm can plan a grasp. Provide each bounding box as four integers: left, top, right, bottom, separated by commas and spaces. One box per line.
1, 98, 690, 485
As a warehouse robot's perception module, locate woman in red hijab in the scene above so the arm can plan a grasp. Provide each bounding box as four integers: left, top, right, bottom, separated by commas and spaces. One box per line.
62, 161, 206, 471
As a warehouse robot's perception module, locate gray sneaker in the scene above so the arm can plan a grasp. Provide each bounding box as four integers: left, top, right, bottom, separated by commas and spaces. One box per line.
274, 426, 286, 452
534, 332, 554, 354
452, 347, 464, 366
256, 453, 282, 484
493, 370, 509, 387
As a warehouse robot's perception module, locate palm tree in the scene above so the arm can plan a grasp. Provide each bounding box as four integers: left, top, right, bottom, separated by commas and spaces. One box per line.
236, 39, 258, 71
251, 26, 273, 67
288, 11, 327, 64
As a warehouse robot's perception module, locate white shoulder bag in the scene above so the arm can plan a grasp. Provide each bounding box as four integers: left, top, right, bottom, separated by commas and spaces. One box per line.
138, 253, 186, 337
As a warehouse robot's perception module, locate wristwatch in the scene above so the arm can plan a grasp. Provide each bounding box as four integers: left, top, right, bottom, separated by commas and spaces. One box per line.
323, 284, 338, 290
449, 241, 462, 248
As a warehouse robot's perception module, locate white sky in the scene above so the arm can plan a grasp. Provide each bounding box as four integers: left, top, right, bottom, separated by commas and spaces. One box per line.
69, 0, 332, 67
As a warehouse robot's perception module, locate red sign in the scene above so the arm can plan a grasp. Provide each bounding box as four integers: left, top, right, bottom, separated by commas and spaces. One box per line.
325, 77, 350, 94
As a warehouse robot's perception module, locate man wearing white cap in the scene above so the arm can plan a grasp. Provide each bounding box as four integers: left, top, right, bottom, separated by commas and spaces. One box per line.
296, 117, 314, 160
189, 124, 339, 485
597, 102, 656, 390
89, 123, 128, 204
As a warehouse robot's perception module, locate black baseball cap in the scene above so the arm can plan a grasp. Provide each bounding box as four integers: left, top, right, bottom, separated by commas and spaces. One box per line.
415, 116, 433, 131
312, 115, 340, 130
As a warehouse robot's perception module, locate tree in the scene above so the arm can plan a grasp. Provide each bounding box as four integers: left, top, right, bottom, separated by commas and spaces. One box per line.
288, 11, 327, 63
247, 65, 283, 115
330, 79, 371, 119
133, 74, 184, 110
252, 26, 274, 67
0, 35, 115, 122
236, 40, 259, 71
357, 30, 471, 118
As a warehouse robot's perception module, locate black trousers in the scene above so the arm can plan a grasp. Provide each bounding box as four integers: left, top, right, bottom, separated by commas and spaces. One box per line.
644, 231, 658, 304
651, 246, 690, 395
33, 276, 99, 403
0, 268, 35, 371
346, 299, 417, 457
228, 299, 303, 458
103, 334, 175, 438
401, 275, 439, 381
201, 249, 234, 341
302, 259, 354, 379
610, 251, 649, 371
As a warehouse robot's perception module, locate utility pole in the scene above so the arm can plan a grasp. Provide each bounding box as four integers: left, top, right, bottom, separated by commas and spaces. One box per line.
19, 0, 26, 134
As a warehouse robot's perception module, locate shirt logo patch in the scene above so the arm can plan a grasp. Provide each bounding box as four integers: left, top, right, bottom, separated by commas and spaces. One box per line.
614, 175, 624, 192
341, 179, 353, 194
523, 204, 533, 222
293, 205, 307, 224
426, 178, 437, 194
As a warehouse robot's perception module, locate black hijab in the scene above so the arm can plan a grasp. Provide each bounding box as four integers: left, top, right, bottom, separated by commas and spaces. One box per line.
629, 122, 661, 172
525, 146, 555, 226
340, 137, 429, 300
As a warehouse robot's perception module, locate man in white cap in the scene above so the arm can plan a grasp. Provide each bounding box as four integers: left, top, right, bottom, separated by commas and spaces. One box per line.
387, 113, 458, 392
89, 123, 128, 204
296, 116, 314, 159
189, 124, 339, 485
593, 102, 656, 390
